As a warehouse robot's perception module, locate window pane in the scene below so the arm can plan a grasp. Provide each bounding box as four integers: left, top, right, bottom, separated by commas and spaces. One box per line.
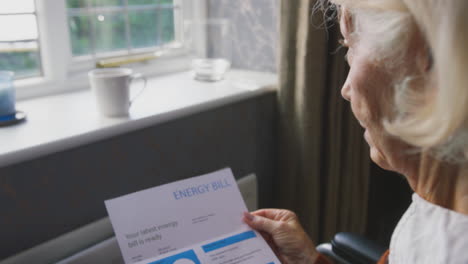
129, 10, 158, 48
0, 41, 41, 79
0, 15, 38, 41
66, 0, 89, 9
0, 0, 35, 14
94, 13, 127, 53
128, 0, 173, 6
67, 0, 176, 56
91, 0, 124, 7
69, 15, 93, 56
158, 0, 174, 4
127, 0, 158, 5
159, 8, 174, 44
67, 0, 124, 8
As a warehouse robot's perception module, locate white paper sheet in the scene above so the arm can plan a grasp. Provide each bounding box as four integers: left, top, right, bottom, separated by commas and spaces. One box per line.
105, 168, 280, 264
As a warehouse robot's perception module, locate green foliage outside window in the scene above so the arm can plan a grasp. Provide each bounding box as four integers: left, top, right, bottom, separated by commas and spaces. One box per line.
67, 0, 175, 56
66, 0, 173, 7
0, 51, 41, 79
69, 15, 93, 55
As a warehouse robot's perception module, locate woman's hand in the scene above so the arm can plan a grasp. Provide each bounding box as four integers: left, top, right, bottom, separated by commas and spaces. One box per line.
243, 209, 319, 264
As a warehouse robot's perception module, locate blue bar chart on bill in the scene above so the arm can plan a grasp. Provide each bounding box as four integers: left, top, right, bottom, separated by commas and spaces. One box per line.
148, 250, 200, 264
202, 231, 257, 253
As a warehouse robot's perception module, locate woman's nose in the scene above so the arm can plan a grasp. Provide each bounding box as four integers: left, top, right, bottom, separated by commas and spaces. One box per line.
341, 80, 351, 101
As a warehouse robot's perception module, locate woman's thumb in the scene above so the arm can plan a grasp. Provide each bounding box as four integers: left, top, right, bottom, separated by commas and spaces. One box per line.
243, 212, 278, 234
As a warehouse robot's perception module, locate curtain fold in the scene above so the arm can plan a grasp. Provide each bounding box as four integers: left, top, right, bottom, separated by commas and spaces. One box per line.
276, 0, 370, 242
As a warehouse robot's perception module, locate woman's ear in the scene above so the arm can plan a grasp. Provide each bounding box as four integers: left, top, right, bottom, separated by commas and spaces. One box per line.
413, 31, 433, 74
425, 47, 433, 72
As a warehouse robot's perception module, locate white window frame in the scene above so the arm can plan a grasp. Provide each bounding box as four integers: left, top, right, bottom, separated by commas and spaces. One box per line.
15, 0, 207, 100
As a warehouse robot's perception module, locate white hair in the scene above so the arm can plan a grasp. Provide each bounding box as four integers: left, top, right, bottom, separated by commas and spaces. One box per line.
323, 0, 468, 163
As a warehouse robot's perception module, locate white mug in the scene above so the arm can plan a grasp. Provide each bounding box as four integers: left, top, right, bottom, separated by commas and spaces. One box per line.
88, 68, 146, 117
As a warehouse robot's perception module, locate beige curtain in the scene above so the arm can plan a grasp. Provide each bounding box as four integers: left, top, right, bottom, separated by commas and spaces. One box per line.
276, 0, 371, 242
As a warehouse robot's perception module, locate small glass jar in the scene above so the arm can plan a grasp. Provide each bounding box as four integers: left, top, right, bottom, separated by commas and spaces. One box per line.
0, 71, 16, 118
184, 19, 232, 82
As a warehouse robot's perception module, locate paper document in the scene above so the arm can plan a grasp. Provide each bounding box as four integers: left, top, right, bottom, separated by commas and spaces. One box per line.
105, 168, 280, 264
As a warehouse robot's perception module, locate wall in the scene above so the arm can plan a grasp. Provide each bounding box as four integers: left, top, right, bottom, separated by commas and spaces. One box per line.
0, 93, 277, 261
208, 0, 280, 73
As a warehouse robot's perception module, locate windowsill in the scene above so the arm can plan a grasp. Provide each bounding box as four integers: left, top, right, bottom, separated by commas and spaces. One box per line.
15, 53, 193, 101
0, 70, 277, 168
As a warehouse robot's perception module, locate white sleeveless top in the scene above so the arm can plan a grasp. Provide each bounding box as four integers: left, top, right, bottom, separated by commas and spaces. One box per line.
389, 193, 468, 264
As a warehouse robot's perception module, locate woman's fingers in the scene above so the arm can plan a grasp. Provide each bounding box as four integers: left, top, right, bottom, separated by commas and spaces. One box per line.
243, 210, 318, 264
250, 209, 284, 219
243, 212, 279, 234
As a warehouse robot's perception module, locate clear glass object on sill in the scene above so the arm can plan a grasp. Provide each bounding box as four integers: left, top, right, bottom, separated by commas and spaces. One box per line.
184, 19, 232, 82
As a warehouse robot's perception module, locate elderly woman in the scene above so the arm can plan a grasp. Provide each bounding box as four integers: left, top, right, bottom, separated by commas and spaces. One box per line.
244, 0, 468, 263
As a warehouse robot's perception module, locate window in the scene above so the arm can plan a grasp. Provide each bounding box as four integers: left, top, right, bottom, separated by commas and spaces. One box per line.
66, 0, 178, 58
5, 0, 206, 100
0, 1, 42, 79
